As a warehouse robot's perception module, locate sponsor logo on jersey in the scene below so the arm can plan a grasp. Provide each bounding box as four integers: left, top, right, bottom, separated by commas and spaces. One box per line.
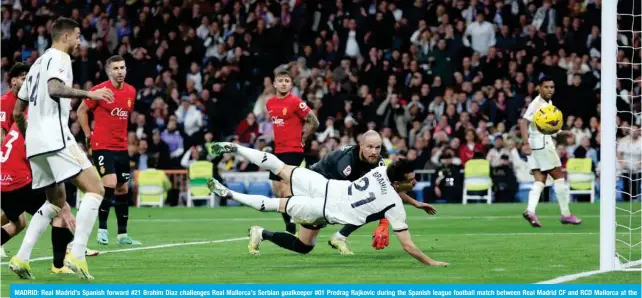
343, 165, 352, 176
271, 116, 285, 126
0, 111, 5, 122
0, 174, 13, 182
110, 107, 129, 119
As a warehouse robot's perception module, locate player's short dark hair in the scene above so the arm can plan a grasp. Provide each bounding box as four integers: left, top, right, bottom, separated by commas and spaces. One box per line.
106, 55, 125, 66
274, 69, 292, 79
539, 76, 554, 85
8, 62, 30, 80
386, 159, 414, 183
51, 17, 80, 41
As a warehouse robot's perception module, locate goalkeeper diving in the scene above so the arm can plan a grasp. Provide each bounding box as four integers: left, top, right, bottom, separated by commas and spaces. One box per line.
208, 142, 449, 267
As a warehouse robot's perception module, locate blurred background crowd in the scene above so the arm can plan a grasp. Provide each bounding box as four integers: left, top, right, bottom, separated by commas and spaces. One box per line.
1, 0, 640, 203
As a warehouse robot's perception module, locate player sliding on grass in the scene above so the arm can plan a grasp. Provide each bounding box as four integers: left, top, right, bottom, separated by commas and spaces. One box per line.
208, 142, 449, 267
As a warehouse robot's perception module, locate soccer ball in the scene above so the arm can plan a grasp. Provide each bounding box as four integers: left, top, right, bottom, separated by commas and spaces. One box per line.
533, 105, 563, 135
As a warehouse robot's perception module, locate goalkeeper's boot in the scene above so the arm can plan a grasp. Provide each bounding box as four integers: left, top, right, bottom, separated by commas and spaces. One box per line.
328, 234, 354, 255
9, 256, 34, 280
96, 229, 109, 245
561, 214, 582, 225
248, 226, 263, 256
208, 178, 231, 198
0, 246, 7, 258
51, 264, 75, 274
64, 254, 94, 280
522, 211, 542, 228
117, 235, 142, 245
207, 142, 237, 157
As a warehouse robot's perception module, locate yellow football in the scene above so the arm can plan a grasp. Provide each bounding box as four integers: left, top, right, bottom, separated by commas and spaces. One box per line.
533, 105, 563, 135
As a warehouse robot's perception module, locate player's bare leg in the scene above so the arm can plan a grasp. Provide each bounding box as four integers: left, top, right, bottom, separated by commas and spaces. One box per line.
65, 167, 105, 280
523, 170, 546, 227
549, 167, 582, 225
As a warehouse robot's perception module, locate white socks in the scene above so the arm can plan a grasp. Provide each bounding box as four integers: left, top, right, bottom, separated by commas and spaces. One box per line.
229, 190, 279, 212
16, 202, 60, 261
527, 181, 545, 213
554, 178, 572, 216
71, 193, 103, 259
236, 146, 285, 174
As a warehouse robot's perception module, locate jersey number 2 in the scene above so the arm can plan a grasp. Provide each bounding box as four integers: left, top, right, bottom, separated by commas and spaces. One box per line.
0, 130, 19, 162
27, 73, 40, 106
350, 177, 377, 208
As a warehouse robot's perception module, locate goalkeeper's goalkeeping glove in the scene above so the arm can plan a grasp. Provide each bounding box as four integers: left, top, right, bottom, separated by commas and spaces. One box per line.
371, 218, 390, 250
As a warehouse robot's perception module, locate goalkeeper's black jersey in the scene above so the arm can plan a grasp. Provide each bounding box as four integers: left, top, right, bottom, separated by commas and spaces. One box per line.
309, 145, 385, 182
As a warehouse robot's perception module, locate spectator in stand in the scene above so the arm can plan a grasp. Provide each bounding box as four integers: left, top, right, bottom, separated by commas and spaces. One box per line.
236, 113, 259, 145
161, 120, 184, 168
459, 129, 484, 165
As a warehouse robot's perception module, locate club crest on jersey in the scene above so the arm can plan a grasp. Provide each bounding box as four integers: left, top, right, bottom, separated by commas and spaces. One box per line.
127, 99, 132, 108
100, 166, 105, 174
343, 165, 352, 176
282, 107, 287, 115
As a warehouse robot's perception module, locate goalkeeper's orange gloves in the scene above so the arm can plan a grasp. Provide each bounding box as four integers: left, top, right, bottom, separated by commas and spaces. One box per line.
371, 218, 390, 250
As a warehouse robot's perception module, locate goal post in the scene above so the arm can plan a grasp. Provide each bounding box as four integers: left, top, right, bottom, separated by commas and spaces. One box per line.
600, 0, 618, 272
601, 0, 642, 272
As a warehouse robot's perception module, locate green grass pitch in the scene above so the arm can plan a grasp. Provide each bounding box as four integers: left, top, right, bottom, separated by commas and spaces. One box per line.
1, 202, 640, 295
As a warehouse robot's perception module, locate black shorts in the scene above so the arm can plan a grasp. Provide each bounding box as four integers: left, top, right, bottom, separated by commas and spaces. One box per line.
269, 152, 305, 181
92, 150, 131, 184
1, 184, 47, 222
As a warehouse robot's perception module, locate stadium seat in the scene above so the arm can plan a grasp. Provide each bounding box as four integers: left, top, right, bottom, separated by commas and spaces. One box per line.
247, 181, 272, 197
413, 181, 431, 202
566, 158, 596, 203
462, 159, 492, 204
137, 169, 171, 207
187, 161, 216, 207
225, 181, 246, 206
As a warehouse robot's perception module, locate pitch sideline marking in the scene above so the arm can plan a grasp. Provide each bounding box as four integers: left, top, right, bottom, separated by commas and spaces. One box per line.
535, 260, 642, 284
0, 237, 248, 265
128, 215, 610, 222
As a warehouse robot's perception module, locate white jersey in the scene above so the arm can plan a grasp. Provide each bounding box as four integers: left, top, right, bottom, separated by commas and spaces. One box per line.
18, 48, 74, 158
523, 95, 555, 150
324, 166, 409, 232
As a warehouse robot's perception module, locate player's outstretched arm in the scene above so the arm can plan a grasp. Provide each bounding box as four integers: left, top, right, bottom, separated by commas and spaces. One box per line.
395, 230, 449, 267
48, 79, 114, 102
399, 192, 437, 215
12, 100, 28, 136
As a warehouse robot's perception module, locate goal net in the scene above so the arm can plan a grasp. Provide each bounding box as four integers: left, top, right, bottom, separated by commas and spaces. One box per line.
601, 0, 642, 271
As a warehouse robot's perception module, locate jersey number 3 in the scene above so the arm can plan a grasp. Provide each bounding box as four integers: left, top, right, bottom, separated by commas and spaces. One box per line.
350, 177, 377, 208
0, 130, 19, 162
27, 73, 40, 106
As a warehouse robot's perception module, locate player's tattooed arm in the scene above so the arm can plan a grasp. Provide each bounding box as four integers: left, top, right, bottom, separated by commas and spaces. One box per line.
13, 100, 28, 136
302, 112, 320, 141
47, 79, 90, 98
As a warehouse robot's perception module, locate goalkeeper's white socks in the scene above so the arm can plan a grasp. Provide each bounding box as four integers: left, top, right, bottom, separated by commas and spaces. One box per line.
70, 193, 103, 260
526, 181, 545, 213
236, 146, 285, 174
554, 178, 572, 217
230, 190, 279, 212
16, 202, 60, 261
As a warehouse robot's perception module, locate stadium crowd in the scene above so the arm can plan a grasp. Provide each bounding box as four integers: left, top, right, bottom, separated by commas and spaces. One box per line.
1, 0, 640, 203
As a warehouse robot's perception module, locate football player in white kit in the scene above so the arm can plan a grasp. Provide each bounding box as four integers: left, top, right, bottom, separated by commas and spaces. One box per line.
9, 17, 114, 280
208, 142, 449, 267
520, 77, 582, 227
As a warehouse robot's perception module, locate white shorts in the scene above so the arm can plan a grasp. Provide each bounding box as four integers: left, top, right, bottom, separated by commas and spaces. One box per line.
290, 167, 329, 198
29, 143, 93, 189
285, 195, 327, 226
527, 146, 562, 173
